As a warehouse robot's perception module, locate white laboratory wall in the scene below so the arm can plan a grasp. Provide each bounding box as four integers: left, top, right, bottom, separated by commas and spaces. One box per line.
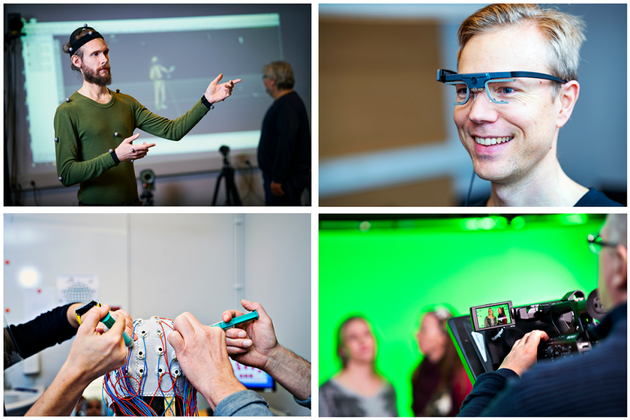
244, 213, 312, 415
4, 213, 311, 415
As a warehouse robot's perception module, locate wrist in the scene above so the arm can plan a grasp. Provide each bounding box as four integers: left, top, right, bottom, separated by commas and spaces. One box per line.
261, 343, 284, 376
201, 94, 214, 110
67, 303, 83, 329
202, 380, 246, 410
59, 360, 92, 390
109, 148, 120, 164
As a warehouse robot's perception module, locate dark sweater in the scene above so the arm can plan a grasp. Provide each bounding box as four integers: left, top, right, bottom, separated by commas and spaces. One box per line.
8, 303, 77, 360
257, 91, 311, 183
54, 90, 209, 204
458, 302, 627, 416
469, 188, 623, 207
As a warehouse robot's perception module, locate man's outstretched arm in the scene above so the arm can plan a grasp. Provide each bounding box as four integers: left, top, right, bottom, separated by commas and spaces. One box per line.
136, 74, 242, 141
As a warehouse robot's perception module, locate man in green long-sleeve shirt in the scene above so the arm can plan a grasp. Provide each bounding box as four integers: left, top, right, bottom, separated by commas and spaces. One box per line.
54, 25, 241, 205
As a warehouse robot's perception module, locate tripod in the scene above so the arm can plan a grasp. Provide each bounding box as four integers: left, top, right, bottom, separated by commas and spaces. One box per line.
140, 189, 154, 206
212, 146, 242, 206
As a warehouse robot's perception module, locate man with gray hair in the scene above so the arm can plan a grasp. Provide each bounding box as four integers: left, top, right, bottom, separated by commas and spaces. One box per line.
258, 61, 311, 206
457, 213, 627, 416
437, 4, 622, 206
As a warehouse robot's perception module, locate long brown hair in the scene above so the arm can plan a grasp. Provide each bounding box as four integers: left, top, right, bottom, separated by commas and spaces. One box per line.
416, 307, 463, 393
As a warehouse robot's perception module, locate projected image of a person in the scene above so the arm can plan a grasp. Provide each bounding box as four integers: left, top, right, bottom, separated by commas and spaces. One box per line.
497, 307, 508, 325
412, 308, 472, 416
458, 214, 627, 416
258, 61, 311, 206
319, 316, 398, 416
484, 308, 497, 328
54, 25, 241, 205
149, 56, 175, 112
441, 4, 622, 207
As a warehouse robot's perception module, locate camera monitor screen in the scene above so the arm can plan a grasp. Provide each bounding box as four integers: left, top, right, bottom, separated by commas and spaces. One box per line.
470, 301, 514, 332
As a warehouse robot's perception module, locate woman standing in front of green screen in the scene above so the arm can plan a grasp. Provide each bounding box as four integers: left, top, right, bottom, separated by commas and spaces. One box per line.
484, 308, 498, 328
319, 316, 398, 416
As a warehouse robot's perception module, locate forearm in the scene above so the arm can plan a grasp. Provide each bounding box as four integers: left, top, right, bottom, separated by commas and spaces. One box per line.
138, 99, 208, 141
56, 150, 117, 187
26, 362, 90, 416
9, 303, 79, 359
457, 369, 517, 417
264, 345, 311, 400
199, 380, 247, 411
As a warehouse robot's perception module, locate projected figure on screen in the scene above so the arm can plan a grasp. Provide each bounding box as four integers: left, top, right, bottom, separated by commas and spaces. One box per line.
484, 308, 497, 328
149, 56, 175, 111
53, 25, 241, 206
258, 61, 311, 206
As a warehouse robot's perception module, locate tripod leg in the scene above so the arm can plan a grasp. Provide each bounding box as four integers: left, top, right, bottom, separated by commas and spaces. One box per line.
212, 172, 225, 206
225, 168, 242, 206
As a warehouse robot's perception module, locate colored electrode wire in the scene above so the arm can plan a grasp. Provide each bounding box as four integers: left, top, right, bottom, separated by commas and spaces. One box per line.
102, 318, 198, 416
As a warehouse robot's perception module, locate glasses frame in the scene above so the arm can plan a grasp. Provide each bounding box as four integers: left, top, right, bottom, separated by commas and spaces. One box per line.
436, 69, 568, 105
587, 233, 621, 255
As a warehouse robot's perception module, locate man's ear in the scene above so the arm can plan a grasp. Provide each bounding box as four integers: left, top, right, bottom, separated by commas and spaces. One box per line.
612, 244, 628, 300
71, 54, 82, 70
556, 80, 580, 129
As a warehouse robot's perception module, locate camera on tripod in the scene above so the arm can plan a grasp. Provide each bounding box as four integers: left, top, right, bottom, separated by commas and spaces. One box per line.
212, 145, 241, 206
449, 289, 606, 381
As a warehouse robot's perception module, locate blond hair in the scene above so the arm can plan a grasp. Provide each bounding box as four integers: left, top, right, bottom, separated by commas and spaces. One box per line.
457, 4, 586, 83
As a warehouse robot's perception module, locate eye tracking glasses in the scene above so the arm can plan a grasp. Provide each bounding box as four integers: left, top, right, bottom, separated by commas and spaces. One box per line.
437, 69, 567, 105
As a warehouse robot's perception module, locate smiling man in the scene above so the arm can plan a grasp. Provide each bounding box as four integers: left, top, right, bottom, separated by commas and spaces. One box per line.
54, 25, 241, 205
438, 4, 622, 207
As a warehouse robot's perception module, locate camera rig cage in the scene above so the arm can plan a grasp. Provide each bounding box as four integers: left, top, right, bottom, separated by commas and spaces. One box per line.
448, 289, 605, 383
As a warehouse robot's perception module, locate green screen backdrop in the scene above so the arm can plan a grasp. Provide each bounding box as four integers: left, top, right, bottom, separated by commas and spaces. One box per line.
319, 214, 605, 416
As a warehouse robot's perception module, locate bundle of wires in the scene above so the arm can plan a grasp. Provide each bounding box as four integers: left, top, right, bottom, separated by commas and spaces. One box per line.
102, 317, 198, 416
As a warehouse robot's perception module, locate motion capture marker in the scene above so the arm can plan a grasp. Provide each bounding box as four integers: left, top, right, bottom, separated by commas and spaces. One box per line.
88, 31, 93, 35
69, 46, 73, 52
54, 137, 59, 142
130, 159, 134, 163
84, 23, 88, 28
65, 98, 70, 103
114, 132, 119, 137
58, 177, 63, 181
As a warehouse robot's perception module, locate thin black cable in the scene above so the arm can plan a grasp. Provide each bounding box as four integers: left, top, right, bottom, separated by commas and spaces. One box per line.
465, 169, 476, 207
30, 181, 40, 206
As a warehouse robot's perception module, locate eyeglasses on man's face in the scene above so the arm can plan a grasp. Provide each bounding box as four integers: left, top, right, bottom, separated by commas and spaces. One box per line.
436, 69, 567, 106
587, 233, 620, 255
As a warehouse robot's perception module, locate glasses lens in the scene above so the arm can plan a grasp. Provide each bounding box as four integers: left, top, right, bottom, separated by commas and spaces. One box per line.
486, 80, 518, 104
588, 234, 603, 254
454, 85, 469, 104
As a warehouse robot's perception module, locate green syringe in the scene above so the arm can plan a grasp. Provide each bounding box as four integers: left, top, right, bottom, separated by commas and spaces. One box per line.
211, 310, 259, 330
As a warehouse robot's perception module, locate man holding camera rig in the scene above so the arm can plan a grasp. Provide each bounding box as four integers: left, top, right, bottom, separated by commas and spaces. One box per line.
458, 214, 627, 416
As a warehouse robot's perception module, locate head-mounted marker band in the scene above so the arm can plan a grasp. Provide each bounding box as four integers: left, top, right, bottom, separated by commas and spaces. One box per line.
69, 27, 104, 56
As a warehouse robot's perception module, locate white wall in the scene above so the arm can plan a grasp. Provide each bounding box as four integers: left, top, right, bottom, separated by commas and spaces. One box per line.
4, 213, 311, 415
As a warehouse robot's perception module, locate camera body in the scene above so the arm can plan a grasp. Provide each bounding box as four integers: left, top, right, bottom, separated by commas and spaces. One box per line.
449, 290, 605, 380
